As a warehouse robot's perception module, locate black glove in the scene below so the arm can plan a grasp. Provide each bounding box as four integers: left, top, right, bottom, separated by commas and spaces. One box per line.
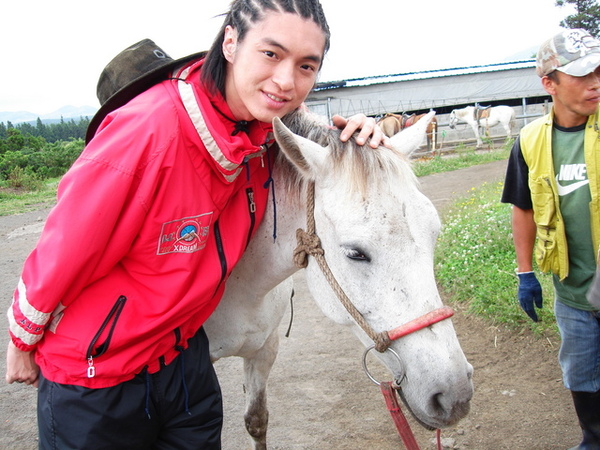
517, 271, 543, 322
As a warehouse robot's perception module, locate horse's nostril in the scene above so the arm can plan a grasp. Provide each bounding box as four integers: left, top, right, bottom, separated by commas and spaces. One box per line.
431, 392, 444, 413
428, 391, 471, 427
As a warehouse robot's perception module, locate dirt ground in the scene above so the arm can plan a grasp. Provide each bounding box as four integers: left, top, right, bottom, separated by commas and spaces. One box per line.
0, 159, 581, 449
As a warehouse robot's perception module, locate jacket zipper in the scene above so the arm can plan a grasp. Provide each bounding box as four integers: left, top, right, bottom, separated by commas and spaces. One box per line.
213, 220, 228, 291
86, 295, 127, 378
245, 187, 256, 249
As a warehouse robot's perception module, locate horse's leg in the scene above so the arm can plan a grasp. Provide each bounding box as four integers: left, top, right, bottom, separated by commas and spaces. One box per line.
426, 121, 437, 153
503, 119, 511, 137
240, 279, 292, 449
426, 125, 433, 152
470, 122, 482, 147
243, 329, 279, 450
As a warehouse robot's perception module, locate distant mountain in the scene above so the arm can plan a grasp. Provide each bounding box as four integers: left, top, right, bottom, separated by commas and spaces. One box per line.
0, 105, 98, 125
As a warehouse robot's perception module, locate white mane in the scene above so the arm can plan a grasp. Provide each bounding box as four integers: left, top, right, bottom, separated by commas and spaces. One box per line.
277, 110, 418, 199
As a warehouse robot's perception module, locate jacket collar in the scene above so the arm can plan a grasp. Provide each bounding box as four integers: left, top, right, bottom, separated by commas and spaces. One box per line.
175, 59, 274, 182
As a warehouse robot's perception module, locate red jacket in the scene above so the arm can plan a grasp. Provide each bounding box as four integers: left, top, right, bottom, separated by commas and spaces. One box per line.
7, 59, 273, 387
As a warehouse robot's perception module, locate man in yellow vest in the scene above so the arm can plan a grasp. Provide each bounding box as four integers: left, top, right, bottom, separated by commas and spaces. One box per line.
502, 28, 600, 450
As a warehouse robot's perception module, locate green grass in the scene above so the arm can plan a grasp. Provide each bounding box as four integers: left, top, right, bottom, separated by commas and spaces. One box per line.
434, 180, 558, 338
0, 178, 59, 216
412, 139, 559, 338
412, 139, 512, 177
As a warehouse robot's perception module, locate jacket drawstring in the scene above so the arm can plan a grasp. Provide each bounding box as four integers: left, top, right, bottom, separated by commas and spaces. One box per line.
244, 159, 251, 181
143, 349, 190, 420
232, 120, 250, 136
263, 143, 277, 240
242, 141, 277, 239
176, 344, 192, 416
173, 328, 191, 416
212, 103, 251, 136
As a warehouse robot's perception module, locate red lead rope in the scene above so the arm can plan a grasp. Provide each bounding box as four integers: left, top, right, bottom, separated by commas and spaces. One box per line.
379, 306, 454, 449
380, 382, 443, 450
380, 381, 420, 450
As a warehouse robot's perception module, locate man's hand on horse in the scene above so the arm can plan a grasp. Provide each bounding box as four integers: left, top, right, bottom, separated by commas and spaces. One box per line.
333, 113, 390, 149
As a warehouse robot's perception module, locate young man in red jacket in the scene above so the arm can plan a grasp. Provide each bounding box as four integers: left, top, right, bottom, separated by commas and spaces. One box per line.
5, 1, 386, 448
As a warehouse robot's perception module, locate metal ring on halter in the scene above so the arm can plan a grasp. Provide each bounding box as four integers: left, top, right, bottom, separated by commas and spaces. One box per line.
362, 344, 403, 386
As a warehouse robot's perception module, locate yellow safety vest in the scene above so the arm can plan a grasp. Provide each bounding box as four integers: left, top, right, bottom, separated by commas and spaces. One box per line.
520, 107, 600, 280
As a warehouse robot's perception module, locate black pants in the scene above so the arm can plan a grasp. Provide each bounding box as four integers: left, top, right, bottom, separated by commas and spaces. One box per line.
38, 327, 222, 450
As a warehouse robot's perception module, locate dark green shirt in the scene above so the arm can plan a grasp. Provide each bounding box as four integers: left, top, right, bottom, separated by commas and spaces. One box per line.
552, 124, 596, 310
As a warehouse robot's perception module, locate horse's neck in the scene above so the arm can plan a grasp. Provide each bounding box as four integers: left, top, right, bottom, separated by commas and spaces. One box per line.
231, 172, 305, 296
458, 107, 474, 123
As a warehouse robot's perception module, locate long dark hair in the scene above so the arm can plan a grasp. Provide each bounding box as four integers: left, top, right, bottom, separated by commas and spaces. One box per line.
201, 0, 331, 96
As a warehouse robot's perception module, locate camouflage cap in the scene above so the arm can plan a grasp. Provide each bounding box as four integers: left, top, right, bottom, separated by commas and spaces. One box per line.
536, 28, 600, 77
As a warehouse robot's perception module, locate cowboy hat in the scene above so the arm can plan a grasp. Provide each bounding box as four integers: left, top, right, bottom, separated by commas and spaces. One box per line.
85, 38, 205, 143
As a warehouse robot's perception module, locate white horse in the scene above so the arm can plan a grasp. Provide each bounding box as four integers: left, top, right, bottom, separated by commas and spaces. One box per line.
448, 105, 516, 147
205, 110, 474, 449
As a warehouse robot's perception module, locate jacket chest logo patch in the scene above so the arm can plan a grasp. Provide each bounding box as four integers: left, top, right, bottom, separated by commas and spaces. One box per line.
157, 212, 213, 255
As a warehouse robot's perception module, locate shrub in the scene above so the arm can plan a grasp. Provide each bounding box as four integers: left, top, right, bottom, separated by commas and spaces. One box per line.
0, 150, 29, 178
0, 139, 83, 184
31, 139, 84, 178
6, 166, 43, 191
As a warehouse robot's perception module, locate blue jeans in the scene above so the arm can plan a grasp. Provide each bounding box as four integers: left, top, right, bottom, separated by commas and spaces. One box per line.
554, 299, 600, 392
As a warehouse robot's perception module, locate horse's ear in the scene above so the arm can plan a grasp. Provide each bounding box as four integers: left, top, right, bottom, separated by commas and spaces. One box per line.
389, 111, 436, 156
272, 116, 328, 178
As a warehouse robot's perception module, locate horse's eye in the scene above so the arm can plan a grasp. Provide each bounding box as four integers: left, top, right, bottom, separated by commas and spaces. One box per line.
345, 248, 371, 262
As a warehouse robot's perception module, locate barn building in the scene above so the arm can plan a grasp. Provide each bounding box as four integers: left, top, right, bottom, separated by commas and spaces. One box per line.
305, 60, 553, 148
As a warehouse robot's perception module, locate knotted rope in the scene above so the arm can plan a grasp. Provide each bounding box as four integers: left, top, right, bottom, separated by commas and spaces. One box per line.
295, 182, 450, 450
293, 182, 392, 353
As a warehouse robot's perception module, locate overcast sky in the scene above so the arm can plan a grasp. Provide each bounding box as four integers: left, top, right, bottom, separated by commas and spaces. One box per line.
2, 0, 570, 115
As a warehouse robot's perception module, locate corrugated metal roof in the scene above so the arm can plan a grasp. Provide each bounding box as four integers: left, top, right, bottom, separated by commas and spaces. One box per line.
314, 60, 537, 91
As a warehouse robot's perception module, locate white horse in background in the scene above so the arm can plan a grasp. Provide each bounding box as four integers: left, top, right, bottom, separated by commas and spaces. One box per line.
205, 110, 474, 449
448, 105, 516, 147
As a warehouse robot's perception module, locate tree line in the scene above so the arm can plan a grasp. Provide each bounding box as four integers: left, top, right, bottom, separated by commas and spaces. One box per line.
0, 116, 90, 143
0, 117, 89, 190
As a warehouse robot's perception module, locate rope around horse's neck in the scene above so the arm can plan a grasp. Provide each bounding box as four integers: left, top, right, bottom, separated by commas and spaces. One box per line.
293, 182, 392, 353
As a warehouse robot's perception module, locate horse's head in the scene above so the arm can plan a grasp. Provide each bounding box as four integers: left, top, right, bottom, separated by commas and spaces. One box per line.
272, 112, 473, 430
448, 110, 457, 129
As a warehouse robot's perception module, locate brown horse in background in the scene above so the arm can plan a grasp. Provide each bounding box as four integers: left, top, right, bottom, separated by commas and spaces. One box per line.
378, 112, 438, 152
